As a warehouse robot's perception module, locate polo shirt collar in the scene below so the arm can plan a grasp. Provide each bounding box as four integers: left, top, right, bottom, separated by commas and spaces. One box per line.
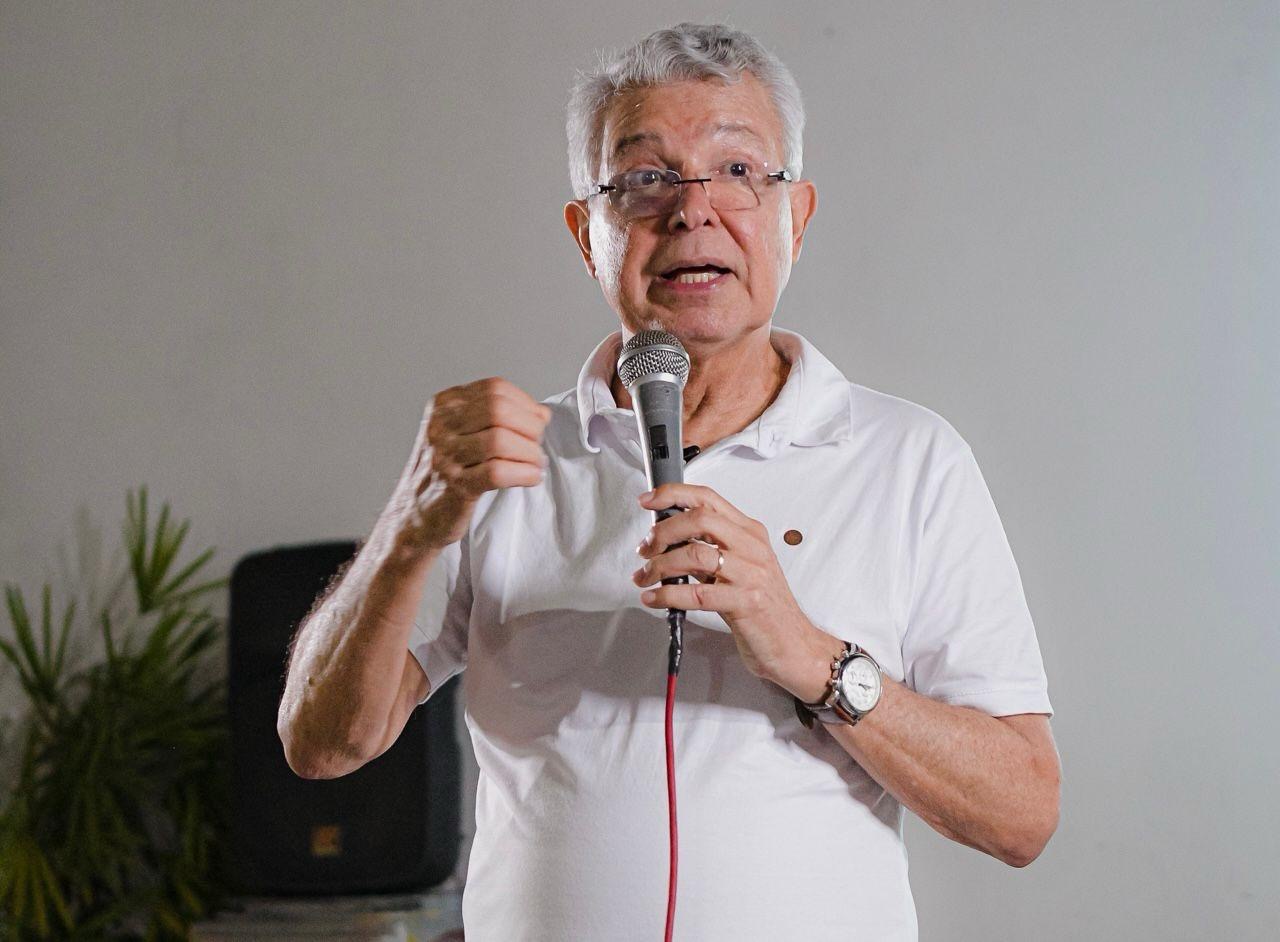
574, 325, 854, 458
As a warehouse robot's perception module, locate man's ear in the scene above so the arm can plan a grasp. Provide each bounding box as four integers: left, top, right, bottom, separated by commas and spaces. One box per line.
564, 200, 597, 279
788, 180, 817, 264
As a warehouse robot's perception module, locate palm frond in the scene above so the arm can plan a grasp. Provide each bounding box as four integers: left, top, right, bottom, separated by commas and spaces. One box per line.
0, 584, 76, 729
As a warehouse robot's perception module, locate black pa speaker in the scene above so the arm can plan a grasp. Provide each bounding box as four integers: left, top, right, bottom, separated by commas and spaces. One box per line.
227, 540, 460, 895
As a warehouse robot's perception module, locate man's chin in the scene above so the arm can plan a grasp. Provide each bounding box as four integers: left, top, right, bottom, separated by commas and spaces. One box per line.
643, 311, 761, 348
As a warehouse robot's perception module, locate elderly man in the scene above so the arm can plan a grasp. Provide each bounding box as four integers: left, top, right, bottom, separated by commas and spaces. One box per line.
278, 21, 1060, 941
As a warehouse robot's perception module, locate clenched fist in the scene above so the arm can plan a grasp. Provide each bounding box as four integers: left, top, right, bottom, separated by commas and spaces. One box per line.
391, 376, 551, 550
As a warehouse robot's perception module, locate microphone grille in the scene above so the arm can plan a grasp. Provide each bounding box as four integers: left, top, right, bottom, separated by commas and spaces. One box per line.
617, 329, 691, 388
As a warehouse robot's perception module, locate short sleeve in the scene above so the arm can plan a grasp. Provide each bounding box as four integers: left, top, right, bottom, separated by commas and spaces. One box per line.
900, 440, 1053, 717
408, 535, 472, 705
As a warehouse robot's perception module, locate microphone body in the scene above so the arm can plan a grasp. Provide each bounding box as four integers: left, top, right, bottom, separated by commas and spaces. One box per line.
634, 378, 685, 517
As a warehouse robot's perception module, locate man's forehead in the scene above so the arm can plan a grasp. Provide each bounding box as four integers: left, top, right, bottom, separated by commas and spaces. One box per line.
601, 76, 782, 160
611, 122, 769, 160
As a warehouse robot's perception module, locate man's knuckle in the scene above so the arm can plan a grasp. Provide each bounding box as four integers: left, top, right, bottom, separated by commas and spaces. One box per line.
483, 395, 505, 415
427, 402, 453, 434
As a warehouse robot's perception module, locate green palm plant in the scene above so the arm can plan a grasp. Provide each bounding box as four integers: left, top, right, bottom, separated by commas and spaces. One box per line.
0, 486, 231, 940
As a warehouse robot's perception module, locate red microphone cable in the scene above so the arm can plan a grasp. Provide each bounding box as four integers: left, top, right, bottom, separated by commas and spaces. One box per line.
664, 606, 684, 942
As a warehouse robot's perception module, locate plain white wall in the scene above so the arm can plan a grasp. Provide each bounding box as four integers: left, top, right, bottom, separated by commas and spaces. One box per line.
2, 2, 1276, 938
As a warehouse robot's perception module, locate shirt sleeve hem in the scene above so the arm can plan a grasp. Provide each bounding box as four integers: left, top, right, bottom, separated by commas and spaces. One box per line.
934, 686, 1053, 718
408, 621, 464, 705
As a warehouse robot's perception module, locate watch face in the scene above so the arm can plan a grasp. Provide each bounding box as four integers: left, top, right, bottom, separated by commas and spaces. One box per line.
839, 656, 881, 713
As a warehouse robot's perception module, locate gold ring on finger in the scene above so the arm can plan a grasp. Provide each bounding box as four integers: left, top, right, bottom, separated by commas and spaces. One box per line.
711, 550, 725, 583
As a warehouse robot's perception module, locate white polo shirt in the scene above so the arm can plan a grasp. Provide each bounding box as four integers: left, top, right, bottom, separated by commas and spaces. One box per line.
410, 325, 1052, 941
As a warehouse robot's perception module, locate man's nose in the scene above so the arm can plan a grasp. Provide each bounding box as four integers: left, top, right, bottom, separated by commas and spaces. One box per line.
667, 179, 718, 232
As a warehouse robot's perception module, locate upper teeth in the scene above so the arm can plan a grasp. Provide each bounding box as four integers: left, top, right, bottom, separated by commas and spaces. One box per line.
675, 271, 719, 284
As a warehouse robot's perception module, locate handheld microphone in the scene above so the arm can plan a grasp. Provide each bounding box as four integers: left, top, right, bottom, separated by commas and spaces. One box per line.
616, 329, 692, 671
617, 329, 691, 498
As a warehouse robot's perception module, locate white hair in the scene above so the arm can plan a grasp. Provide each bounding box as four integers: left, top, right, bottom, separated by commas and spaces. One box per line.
565, 22, 806, 200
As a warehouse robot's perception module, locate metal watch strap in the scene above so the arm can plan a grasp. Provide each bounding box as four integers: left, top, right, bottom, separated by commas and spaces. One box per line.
792, 640, 853, 729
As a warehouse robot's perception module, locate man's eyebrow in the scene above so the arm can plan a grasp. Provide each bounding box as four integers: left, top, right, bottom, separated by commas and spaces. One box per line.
710, 122, 767, 145
612, 131, 662, 159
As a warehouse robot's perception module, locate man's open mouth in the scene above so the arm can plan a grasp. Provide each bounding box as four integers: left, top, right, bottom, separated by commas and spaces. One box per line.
660, 264, 732, 284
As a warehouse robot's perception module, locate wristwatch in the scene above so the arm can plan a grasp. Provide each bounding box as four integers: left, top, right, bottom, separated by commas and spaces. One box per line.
793, 639, 884, 729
